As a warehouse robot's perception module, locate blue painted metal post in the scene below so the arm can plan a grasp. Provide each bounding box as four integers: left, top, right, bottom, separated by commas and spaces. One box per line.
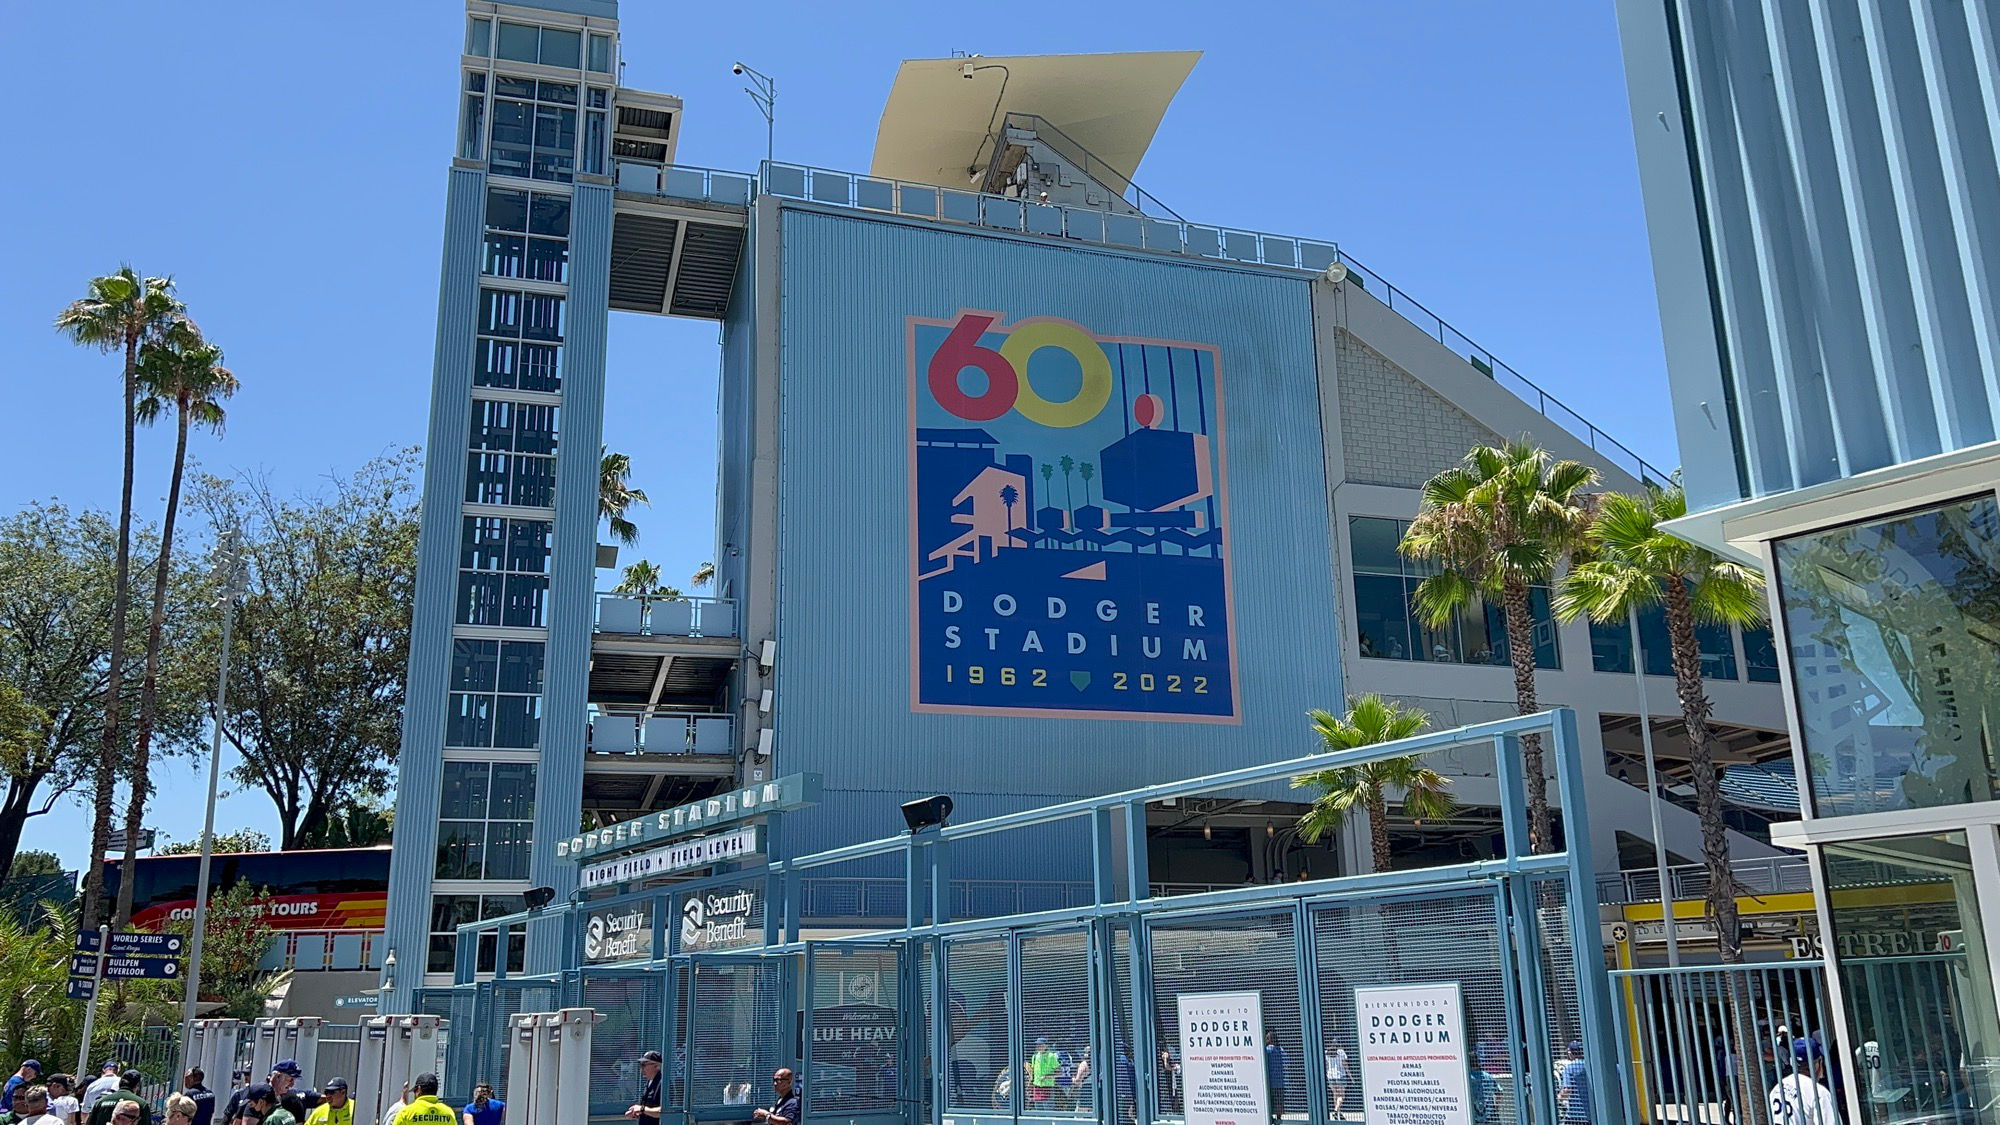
1091, 807, 1117, 904
930, 833, 952, 928
1006, 932, 1024, 1120
1551, 708, 1626, 1125
906, 834, 926, 929
1496, 730, 1555, 1125
1122, 798, 1158, 1125
1295, 904, 1327, 1125
929, 940, 950, 1123
1122, 799, 1149, 900
767, 816, 787, 947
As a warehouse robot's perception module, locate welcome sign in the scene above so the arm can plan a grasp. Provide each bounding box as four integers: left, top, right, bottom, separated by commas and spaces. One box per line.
910, 311, 1238, 721
1355, 982, 1472, 1125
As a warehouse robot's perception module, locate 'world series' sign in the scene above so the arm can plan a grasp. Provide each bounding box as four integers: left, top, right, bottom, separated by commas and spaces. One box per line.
578, 827, 762, 890
555, 773, 820, 863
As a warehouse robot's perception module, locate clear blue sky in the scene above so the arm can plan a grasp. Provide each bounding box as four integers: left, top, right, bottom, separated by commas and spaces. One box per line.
2, 1, 1670, 871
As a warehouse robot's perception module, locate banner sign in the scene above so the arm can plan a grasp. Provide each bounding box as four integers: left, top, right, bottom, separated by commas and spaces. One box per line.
76, 931, 186, 956
1175, 990, 1268, 1125
579, 827, 762, 890
556, 773, 820, 862
680, 888, 760, 952
1356, 982, 1472, 1125
583, 902, 653, 964
911, 311, 1238, 722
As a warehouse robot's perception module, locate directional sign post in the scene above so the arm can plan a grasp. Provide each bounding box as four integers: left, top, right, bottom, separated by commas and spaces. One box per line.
76, 931, 186, 957
66, 979, 95, 1001
73, 926, 108, 1078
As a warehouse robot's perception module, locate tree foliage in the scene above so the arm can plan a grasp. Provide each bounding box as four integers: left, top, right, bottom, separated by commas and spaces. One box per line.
194, 450, 419, 848
1294, 696, 1456, 873
599, 448, 649, 545
157, 829, 272, 856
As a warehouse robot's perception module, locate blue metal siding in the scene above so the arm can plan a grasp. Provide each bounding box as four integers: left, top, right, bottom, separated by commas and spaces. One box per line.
528, 182, 613, 971
385, 165, 488, 1007
772, 207, 1343, 860
1622, 0, 2000, 508
717, 210, 759, 605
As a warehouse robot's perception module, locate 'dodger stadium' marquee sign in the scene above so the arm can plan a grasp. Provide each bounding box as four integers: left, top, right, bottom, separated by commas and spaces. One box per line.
556, 774, 821, 864
910, 311, 1240, 723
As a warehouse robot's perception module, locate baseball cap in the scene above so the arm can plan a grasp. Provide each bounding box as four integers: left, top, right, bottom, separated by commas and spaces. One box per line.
272, 1060, 303, 1078
324, 1079, 349, 1092
639, 1050, 663, 1064
1793, 1039, 1825, 1063
245, 1084, 277, 1103
1568, 1040, 1585, 1054
21, 1061, 40, 1073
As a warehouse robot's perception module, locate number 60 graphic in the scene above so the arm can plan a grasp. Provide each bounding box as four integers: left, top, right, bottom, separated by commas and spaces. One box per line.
928, 312, 1114, 428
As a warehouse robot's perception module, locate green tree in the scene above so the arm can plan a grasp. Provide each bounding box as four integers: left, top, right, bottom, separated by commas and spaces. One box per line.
1555, 483, 1767, 961
294, 792, 394, 850
117, 322, 239, 927
599, 449, 649, 545
614, 560, 684, 604
690, 561, 716, 589
1059, 455, 1076, 509
1078, 462, 1094, 506
1294, 695, 1456, 872
195, 451, 418, 848
163, 880, 288, 1021
158, 829, 272, 856
53, 268, 184, 931
1401, 441, 1597, 853
0, 903, 77, 1065
0, 506, 207, 881
6, 849, 62, 879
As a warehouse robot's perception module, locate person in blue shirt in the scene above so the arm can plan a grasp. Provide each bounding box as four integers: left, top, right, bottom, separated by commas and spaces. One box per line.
3, 1062, 42, 1114
1559, 1040, 1592, 1124
459, 1086, 502, 1125
1264, 1032, 1288, 1124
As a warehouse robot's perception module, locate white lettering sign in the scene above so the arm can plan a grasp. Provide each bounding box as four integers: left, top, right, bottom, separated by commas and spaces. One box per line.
681, 889, 760, 952
1176, 991, 1269, 1125
578, 827, 761, 890
1356, 983, 1472, 1125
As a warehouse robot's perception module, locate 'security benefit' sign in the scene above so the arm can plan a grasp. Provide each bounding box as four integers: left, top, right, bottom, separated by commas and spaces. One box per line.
1176, 990, 1269, 1125
1356, 982, 1473, 1125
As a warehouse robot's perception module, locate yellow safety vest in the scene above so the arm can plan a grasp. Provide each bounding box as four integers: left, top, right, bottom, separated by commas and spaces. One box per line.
392, 1098, 455, 1125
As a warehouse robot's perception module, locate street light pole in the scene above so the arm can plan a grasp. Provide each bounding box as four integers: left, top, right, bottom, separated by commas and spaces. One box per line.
735, 62, 775, 167
181, 533, 246, 1032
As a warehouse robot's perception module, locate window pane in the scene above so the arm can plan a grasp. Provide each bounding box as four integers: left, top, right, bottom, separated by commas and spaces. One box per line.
583, 111, 606, 176
1349, 517, 1405, 575
446, 692, 494, 748
431, 894, 481, 932
503, 573, 548, 627
526, 238, 567, 283
513, 403, 559, 454
479, 289, 521, 337
1824, 830, 2000, 1124
495, 76, 535, 100
1776, 496, 2000, 816
522, 293, 565, 342
536, 81, 578, 106
427, 936, 457, 975
495, 22, 538, 64
518, 343, 562, 392
464, 452, 509, 506
465, 17, 491, 56
1742, 624, 1781, 683
475, 338, 518, 389
497, 641, 545, 694
1695, 620, 1736, 680
470, 399, 515, 452
505, 520, 552, 573
1589, 618, 1634, 674
587, 33, 611, 72
529, 193, 570, 237
490, 763, 537, 820
450, 639, 499, 692
465, 72, 486, 93
436, 821, 485, 879
493, 693, 543, 750
461, 516, 507, 570
486, 188, 529, 232
482, 233, 525, 279
439, 762, 491, 819
484, 821, 533, 880
538, 28, 580, 68
588, 88, 608, 110
460, 95, 485, 162
455, 571, 503, 626
1353, 574, 1413, 660
509, 455, 556, 508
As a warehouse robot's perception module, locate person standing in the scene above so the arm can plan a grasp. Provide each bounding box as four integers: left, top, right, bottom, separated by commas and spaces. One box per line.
1558, 1041, 1592, 1125
303, 1081, 351, 1125
179, 1071, 214, 1125
224, 1064, 304, 1125
43, 1077, 79, 1125
80, 1070, 118, 1111
1325, 1044, 1350, 1121
84, 1073, 149, 1125
624, 1052, 663, 1125
1769, 1040, 1841, 1125
3, 1085, 60, 1125
459, 1085, 502, 1125
3, 1062, 42, 1113
1027, 1040, 1060, 1107
378, 1085, 408, 1125
391, 1076, 452, 1125
162, 1096, 197, 1125
1264, 1032, 1288, 1124
751, 1070, 800, 1125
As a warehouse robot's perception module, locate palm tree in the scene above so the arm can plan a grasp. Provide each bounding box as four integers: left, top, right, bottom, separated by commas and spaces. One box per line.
1294, 696, 1456, 873
1059, 455, 1076, 509
53, 267, 182, 931
690, 561, 715, 589
1555, 482, 1766, 961
1401, 441, 1597, 853
599, 448, 649, 545
999, 485, 1019, 532
114, 322, 238, 926
614, 560, 686, 605
1078, 462, 1095, 506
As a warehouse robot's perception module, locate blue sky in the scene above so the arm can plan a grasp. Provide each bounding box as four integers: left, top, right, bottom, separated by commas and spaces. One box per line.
2, 1, 1669, 870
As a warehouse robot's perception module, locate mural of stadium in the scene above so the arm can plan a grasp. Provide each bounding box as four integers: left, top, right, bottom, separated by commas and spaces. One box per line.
910, 310, 1237, 721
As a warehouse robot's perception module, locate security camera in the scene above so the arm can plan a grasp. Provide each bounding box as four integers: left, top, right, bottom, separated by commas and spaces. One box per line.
732, 63, 745, 75
1323, 261, 1349, 285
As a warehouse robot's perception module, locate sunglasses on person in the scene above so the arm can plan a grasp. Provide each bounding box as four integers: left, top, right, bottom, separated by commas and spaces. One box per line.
114, 1110, 141, 1123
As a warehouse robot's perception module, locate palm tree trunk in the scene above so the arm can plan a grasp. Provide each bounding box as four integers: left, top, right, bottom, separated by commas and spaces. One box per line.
1663, 580, 1741, 963
1501, 578, 1553, 852
116, 407, 191, 926
1366, 788, 1392, 873
82, 332, 141, 933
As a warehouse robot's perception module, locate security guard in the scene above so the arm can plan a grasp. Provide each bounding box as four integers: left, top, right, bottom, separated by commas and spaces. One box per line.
391, 1077, 453, 1125
302, 1081, 352, 1125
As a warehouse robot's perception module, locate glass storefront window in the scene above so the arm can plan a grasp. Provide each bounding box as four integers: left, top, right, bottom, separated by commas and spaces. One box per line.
1824, 832, 2000, 1125
1775, 496, 2000, 816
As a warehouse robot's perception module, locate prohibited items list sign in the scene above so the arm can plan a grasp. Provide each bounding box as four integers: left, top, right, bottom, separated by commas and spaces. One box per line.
1355, 982, 1472, 1125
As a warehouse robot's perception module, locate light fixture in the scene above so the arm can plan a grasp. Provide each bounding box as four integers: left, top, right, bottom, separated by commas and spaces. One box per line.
1202, 822, 1212, 841
523, 886, 557, 911
1266, 821, 1275, 838
901, 794, 955, 834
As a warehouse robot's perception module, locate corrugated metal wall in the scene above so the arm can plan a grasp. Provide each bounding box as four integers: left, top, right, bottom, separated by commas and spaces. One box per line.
1637, 0, 2000, 503
771, 207, 1343, 860
385, 165, 488, 1003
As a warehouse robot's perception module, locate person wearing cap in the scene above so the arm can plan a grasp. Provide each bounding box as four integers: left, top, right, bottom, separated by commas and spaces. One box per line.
232, 1086, 275, 1125
79, 1070, 117, 1112
391, 1075, 452, 1125
1769, 1039, 1841, 1125
44, 1075, 79, 1125
3, 1061, 43, 1114
458, 1084, 501, 1125
223, 1064, 304, 1125
83, 1073, 148, 1125
1558, 1041, 1591, 1124
624, 1053, 662, 1125
302, 1081, 349, 1125
179, 1070, 213, 1125
1027, 1039, 1059, 1106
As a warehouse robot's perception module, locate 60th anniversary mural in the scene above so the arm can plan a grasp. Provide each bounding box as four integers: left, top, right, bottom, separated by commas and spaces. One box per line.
910, 310, 1238, 721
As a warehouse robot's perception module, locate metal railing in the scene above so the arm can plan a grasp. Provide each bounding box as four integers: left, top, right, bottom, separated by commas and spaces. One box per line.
1612, 962, 1836, 1125
587, 710, 734, 756
756, 159, 1671, 486
795, 877, 1294, 920
1597, 855, 1815, 905
593, 592, 737, 638
613, 160, 754, 207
